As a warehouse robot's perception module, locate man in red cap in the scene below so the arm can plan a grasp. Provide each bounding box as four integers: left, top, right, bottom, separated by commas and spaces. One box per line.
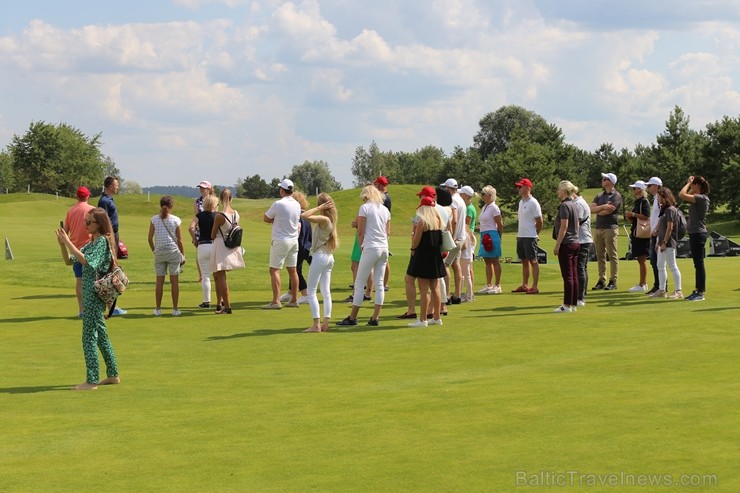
512, 178, 543, 294
64, 187, 94, 316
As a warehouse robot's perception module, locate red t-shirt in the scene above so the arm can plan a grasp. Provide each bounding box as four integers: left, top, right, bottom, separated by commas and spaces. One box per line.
65, 201, 94, 248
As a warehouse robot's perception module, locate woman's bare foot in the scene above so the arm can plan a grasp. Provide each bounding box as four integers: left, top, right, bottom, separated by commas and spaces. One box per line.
72, 382, 98, 390
98, 376, 121, 385
303, 326, 321, 333
320, 324, 329, 332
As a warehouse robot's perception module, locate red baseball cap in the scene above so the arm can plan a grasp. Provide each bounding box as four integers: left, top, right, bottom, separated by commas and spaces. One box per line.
418, 196, 436, 208
515, 178, 533, 188
416, 186, 436, 198
374, 176, 389, 186
76, 186, 91, 200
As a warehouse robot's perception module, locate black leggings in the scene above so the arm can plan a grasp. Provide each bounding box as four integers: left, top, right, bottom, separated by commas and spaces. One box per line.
689, 232, 707, 292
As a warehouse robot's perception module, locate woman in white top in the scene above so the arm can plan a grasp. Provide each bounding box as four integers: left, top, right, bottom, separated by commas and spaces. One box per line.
476, 185, 504, 294
148, 196, 185, 316
301, 193, 339, 332
337, 185, 391, 327
210, 188, 245, 314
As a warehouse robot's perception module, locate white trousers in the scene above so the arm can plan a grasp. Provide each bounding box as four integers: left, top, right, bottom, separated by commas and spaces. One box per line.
353, 248, 388, 307
306, 252, 334, 319
197, 243, 213, 302
657, 247, 682, 291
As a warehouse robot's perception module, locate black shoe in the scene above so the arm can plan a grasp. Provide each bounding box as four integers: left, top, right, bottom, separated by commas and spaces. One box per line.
449, 295, 462, 305
367, 319, 379, 326
646, 286, 658, 296
363, 294, 372, 301
336, 317, 357, 326
604, 280, 617, 291
198, 302, 210, 308
591, 280, 606, 290
342, 295, 354, 303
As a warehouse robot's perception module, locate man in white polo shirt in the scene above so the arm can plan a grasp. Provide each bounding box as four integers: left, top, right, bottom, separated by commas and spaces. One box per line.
262, 179, 302, 309
441, 178, 466, 304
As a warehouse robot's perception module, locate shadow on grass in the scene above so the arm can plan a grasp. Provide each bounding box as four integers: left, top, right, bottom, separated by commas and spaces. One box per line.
0, 385, 74, 394
205, 322, 408, 340
13, 294, 75, 300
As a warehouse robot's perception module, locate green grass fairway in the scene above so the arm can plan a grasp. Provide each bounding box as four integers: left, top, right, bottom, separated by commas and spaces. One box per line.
1, 189, 738, 492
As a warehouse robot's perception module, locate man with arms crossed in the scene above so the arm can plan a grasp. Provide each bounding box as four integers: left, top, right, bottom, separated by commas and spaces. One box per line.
590, 172, 622, 291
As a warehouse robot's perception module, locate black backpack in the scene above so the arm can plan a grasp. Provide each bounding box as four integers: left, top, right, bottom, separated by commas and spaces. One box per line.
220, 213, 243, 249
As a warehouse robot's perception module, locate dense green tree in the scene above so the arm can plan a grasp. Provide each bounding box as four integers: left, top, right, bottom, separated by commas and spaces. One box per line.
0, 151, 14, 192
9, 121, 107, 196
650, 106, 704, 192
238, 174, 272, 199
703, 115, 740, 214
473, 105, 556, 159
289, 160, 342, 195
351, 141, 386, 186
395, 145, 447, 185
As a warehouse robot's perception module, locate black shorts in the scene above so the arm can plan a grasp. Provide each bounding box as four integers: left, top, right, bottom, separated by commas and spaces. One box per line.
516, 237, 539, 261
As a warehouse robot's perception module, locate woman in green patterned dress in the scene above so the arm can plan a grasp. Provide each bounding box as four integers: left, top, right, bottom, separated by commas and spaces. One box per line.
56, 207, 120, 390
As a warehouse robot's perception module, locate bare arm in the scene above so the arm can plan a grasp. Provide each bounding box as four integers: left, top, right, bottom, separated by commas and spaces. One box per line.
495, 215, 504, 238
148, 222, 155, 251
679, 176, 696, 203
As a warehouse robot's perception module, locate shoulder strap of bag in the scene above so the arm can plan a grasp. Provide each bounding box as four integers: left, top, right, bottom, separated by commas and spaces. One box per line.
160, 216, 179, 244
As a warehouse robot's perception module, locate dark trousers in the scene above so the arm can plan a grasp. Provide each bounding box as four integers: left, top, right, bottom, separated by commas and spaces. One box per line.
649, 235, 659, 290
291, 249, 312, 292
577, 242, 591, 302
559, 242, 580, 306
689, 232, 707, 292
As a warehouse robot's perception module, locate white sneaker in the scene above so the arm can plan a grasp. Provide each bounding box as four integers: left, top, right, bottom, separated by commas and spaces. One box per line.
428, 319, 443, 326
408, 319, 428, 328
172, 308, 181, 316
297, 296, 309, 305
477, 285, 494, 294
279, 292, 292, 303
153, 308, 162, 316
577, 300, 586, 307
628, 284, 648, 293
570, 305, 577, 312
648, 289, 667, 298
491, 285, 502, 294
553, 305, 572, 313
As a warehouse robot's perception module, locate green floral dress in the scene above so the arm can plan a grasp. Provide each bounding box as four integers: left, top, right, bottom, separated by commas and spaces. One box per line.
73, 236, 119, 384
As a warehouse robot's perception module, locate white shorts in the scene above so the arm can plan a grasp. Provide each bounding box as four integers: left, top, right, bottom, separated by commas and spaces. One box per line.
270, 239, 298, 269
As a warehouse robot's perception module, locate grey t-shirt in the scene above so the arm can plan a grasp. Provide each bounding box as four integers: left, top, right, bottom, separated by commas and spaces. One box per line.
554, 199, 580, 245
688, 194, 709, 234
592, 190, 622, 229
657, 206, 679, 249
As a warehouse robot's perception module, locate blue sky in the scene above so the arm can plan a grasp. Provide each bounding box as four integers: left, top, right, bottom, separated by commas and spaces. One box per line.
2, 0, 739, 189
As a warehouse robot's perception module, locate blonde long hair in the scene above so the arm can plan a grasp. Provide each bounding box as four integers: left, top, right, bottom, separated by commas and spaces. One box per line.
360, 185, 384, 205
318, 192, 339, 251
416, 205, 442, 231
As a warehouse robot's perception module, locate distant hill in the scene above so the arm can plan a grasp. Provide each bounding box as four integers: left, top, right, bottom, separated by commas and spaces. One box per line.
142, 185, 233, 198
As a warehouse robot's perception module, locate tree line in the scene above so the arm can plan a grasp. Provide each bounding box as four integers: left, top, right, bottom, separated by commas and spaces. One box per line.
3, 106, 739, 219
349, 105, 740, 219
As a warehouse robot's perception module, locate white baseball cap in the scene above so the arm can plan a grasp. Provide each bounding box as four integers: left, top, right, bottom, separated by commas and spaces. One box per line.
629, 180, 646, 190
440, 178, 458, 189
646, 177, 663, 187
601, 172, 617, 185
459, 185, 476, 197
278, 178, 294, 191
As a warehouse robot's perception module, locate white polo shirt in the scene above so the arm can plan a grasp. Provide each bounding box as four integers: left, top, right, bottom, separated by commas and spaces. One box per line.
517, 196, 542, 238
358, 202, 390, 249
265, 196, 301, 241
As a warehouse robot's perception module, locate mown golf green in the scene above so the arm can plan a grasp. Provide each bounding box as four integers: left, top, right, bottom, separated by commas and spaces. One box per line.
1, 188, 738, 492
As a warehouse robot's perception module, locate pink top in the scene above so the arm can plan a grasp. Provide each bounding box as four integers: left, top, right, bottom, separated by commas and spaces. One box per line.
65, 201, 94, 248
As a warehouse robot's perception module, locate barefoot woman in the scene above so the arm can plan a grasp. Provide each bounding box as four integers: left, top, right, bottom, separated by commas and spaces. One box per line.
56, 208, 121, 390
